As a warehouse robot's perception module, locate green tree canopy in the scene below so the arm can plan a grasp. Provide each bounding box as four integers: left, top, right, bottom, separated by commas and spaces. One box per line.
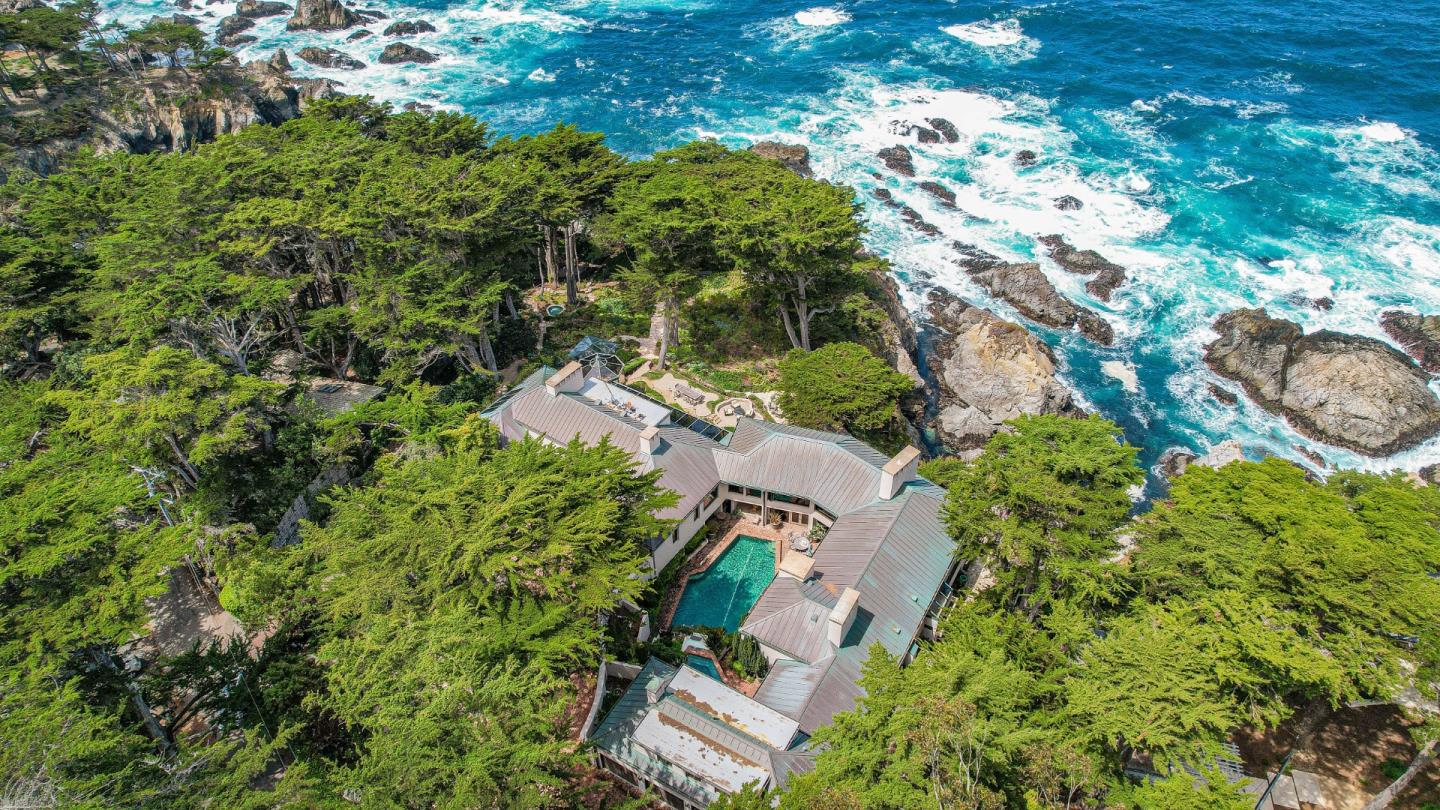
775, 341, 912, 432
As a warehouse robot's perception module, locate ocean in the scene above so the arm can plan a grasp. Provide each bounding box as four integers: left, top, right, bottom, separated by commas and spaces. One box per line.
102, 0, 1440, 476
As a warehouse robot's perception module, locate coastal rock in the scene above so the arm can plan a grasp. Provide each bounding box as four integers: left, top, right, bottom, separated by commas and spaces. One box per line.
918, 181, 956, 207
1195, 439, 1245, 469
1205, 308, 1440, 455
215, 15, 256, 46
236, 0, 290, 17
3, 63, 339, 181
1207, 384, 1238, 406
346, 29, 372, 41
924, 289, 1079, 450
402, 101, 435, 113
1037, 234, 1127, 300
914, 126, 940, 144
297, 46, 366, 69
1313, 297, 1334, 311
954, 243, 1115, 345
866, 269, 923, 388
877, 145, 915, 177
926, 117, 959, 143
383, 19, 436, 36
1015, 149, 1037, 167
898, 206, 941, 236
268, 48, 292, 71
286, 0, 360, 31
1157, 447, 1198, 480
357, 8, 385, 18
468, 34, 486, 43
378, 42, 437, 64
872, 188, 895, 205
149, 12, 201, 25
747, 141, 812, 178
1054, 194, 1083, 211
0, 0, 44, 11
1381, 310, 1440, 372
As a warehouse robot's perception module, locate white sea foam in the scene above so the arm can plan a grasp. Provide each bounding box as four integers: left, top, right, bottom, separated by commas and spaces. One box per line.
793, 7, 850, 26
527, 67, 557, 82
1102, 360, 1140, 393
941, 19, 1026, 47
1357, 120, 1409, 143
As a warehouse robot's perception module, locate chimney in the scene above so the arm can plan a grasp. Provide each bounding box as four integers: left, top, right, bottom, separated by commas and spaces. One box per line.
544, 361, 585, 396
879, 445, 922, 500
826, 587, 861, 649
645, 675, 665, 705
638, 425, 662, 456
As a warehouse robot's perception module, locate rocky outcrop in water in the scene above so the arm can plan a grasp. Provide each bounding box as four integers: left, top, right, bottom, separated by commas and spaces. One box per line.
924, 289, 1080, 450
918, 181, 955, 207
383, 19, 436, 36
1054, 194, 1083, 211
216, 14, 256, 45
378, 42, 437, 64
268, 48, 292, 71
1037, 234, 1127, 301
954, 243, 1114, 344
877, 145, 914, 177
236, 0, 290, 17
1381, 310, 1440, 372
747, 141, 812, 177
926, 118, 959, 143
346, 29, 372, 40
298, 47, 366, 69
286, 0, 360, 30
1205, 308, 1440, 455
1015, 149, 1037, 167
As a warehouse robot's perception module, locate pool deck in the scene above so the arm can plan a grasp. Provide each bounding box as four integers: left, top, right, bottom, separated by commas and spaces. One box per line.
657, 515, 807, 633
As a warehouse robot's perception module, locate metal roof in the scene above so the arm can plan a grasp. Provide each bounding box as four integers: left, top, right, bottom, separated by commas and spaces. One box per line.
487, 366, 956, 738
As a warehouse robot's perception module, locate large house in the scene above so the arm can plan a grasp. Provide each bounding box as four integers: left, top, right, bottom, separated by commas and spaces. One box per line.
482, 361, 963, 807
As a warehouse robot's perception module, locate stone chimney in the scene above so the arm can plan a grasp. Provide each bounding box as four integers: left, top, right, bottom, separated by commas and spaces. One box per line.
826, 587, 860, 649
638, 425, 662, 456
879, 445, 922, 500
544, 361, 585, 397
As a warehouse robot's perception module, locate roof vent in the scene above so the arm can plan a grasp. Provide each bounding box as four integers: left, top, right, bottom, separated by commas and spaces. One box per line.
879, 446, 922, 500
645, 675, 665, 705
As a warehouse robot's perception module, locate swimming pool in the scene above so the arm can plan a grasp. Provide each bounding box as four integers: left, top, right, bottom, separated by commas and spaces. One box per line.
686, 655, 723, 681
671, 536, 776, 632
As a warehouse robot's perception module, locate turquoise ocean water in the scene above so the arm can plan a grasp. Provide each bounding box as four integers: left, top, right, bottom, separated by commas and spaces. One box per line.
101, 0, 1440, 475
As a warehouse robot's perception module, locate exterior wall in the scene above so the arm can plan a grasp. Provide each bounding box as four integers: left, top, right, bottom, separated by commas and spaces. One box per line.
648, 486, 724, 574
756, 641, 790, 667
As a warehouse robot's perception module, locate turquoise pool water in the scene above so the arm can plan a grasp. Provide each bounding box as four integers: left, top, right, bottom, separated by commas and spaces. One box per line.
687, 655, 723, 681
671, 536, 776, 632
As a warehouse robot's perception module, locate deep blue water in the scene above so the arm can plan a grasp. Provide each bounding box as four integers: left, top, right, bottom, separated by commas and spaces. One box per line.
106, 0, 1440, 474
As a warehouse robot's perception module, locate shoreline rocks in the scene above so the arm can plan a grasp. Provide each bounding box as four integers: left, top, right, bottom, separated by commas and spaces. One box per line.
1381, 310, 1440, 372
297, 46, 365, 69
924, 289, 1080, 450
215, 14, 256, 46
877, 145, 915, 177
954, 243, 1115, 345
1037, 234, 1127, 301
1054, 194, 1083, 211
926, 118, 959, 143
383, 19, 436, 36
918, 181, 956, 207
1014, 149, 1037, 167
747, 142, 812, 177
286, 0, 360, 31
236, 0, 290, 17
378, 42, 437, 64
1205, 308, 1440, 455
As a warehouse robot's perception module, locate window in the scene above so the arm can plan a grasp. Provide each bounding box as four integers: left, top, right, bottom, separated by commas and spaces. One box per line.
701, 486, 718, 510
745, 487, 762, 498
